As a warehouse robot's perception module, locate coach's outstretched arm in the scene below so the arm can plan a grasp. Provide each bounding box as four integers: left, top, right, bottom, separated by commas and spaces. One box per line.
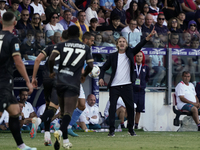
49, 51, 59, 78
132, 27, 156, 56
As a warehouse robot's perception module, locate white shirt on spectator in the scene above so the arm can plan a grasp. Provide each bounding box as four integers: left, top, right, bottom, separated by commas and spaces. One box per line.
175, 81, 197, 110
121, 26, 141, 47
149, 55, 163, 67
111, 53, 131, 86
104, 97, 125, 118
123, 0, 132, 10
45, 23, 64, 37
78, 102, 99, 125
30, 2, 45, 16
0, 9, 6, 18
22, 102, 35, 119
0, 110, 9, 124
37, 104, 60, 124
85, 7, 98, 26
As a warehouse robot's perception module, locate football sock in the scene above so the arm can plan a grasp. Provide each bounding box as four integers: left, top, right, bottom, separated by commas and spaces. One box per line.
60, 114, 71, 139
44, 107, 56, 131
40, 106, 57, 122
135, 123, 138, 127
9, 115, 24, 146
69, 108, 83, 126
63, 139, 69, 144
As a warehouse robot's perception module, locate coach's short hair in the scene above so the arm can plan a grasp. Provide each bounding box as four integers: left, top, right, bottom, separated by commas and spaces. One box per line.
2, 12, 16, 26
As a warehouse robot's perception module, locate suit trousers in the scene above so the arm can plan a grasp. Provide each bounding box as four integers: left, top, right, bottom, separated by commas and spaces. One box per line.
109, 84, 134, 132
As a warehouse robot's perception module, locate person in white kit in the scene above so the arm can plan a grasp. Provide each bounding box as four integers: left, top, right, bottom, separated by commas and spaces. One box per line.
37, 104, 60, 132
77, 94, 101, 130
0, 110, 9, 130
104, 97, 127, 128
175, 71, 200, 131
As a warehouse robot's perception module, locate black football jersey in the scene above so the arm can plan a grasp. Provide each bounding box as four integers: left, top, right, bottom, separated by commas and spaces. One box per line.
53, 39, 93, 89
0, 31, 21, 89
41, 45, 60, 83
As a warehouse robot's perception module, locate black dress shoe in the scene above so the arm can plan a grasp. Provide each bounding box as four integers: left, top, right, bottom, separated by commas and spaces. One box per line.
108, 132, 115, 137
128, 130, 137, 136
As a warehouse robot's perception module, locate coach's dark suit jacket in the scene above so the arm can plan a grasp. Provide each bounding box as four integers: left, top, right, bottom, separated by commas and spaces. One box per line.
99, 39, 148, 88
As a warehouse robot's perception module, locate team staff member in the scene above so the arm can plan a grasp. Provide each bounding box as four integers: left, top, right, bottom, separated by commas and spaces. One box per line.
49, 25, 93, 149
99, 28, 155, 137
0, 12, 35, 150
133, 51, 149, 129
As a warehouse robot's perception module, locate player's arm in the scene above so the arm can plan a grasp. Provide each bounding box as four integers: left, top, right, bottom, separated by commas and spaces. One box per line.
32, 52, 46, 88
81, 62, 93, 83
49, 51, 59, 78
13, 55, 33, 95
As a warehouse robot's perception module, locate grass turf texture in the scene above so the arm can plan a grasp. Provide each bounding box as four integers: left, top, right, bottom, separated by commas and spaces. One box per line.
0, 129, 200, 150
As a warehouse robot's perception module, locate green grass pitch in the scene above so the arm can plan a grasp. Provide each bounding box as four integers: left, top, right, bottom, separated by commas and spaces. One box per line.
0, 130, 200, 150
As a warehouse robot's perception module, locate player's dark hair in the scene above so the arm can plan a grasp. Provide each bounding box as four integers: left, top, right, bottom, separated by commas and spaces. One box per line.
82, 32, 94, 41
62, 30, 68, 40
2, 12, 15, 22
68, 25, 79, 38
19, 88, 28, 95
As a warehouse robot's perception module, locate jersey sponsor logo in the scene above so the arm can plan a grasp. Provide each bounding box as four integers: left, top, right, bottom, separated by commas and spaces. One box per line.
59, 69, 74, 76
15, 43, 20, 51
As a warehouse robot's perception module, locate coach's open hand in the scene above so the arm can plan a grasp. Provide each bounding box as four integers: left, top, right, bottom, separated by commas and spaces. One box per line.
146, 26, 156, 41
49, 72, 56, 79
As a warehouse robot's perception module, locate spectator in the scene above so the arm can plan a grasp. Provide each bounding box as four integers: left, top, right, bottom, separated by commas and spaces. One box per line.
101, 30, 116, 47
162, 0, 176, 20
7, 0, 21, 21
85, 0, 99, 27
89, 18, 98, 34
142, 14, 154, 38
123, 0, 131, 11
186, 20, 200, 38
110, 0, 127, 29
133, 51, 149, 129
191, 36, 200, 49
45, 0, 60, 23
97, 8, 105, 24
149, 0, 167, 26
0, 110, 9, 130
30, 0, 46, 21
44, 12, 64, 42
175, 71, 200, 131
31, 13, 43, 31
75, 11, 89, 41
168, 33, 180, 48
18, 0, 34, 20
168, 17, 183, 33
77, 94, 101, 130
177, 11, 187, 32
18, 89, 37, 131
60, 0, 81, 17
34, 31, 45, 52
100, 0, 115, 15
154, 13, 170, 35
20, 30, 38, 60
104, 97, 127, 128
140, 2, 149, 17
51, 31, 61, 44
94, 33, 103, 46
0, 0, 6, 18
15, 9, 33, 30
121, 19, 141, 47
182, 32, 191, 48
179, 0, 197, 21
149, 37, 166, 87
136, 14, 145, 32
125, 1, 139, 24
59, 10, 75, 30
